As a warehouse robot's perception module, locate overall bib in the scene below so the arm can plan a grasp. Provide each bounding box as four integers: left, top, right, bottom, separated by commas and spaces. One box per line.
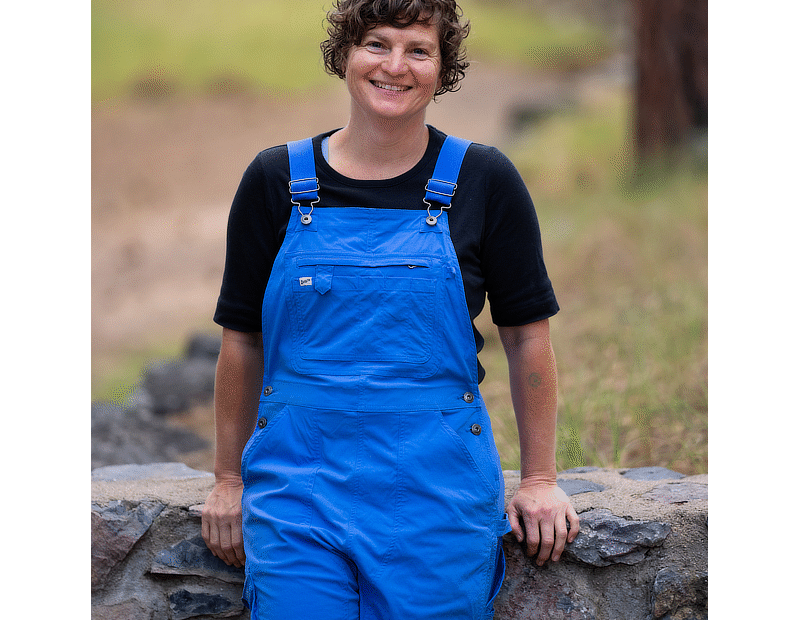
241, 136, 511, 620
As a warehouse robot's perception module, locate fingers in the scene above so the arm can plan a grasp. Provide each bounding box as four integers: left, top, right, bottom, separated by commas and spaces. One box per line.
510, 499, 548, 562
203, 513, 246, 568
508, 507, 524, 543
226, 520, 245, 567
526, 511, 555, 566
566, 504, 581, 544
522, 511, 541, 558
201, 486, 247, 568
550, 516, 568, 563
216, 521, 245, 568
508, 485, 580, 566
519, 510, 558, 566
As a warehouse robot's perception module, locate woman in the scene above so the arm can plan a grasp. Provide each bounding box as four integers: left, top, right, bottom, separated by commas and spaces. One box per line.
202, 0, 580, 618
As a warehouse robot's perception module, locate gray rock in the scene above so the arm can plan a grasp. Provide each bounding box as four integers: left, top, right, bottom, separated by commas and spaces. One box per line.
169, 586, 245, 620
91, 401, 209, 469
563, 508, 671, 567
97, 332, 220, 421
644, 482, 708, 504
560, 466, 601, 474
91, 500, 165, 589
92, 465, 707, 620
185, 332, 222, 361
652, 567, 708, 619
151, 535, 245, 584
557, 478, 606, 496
142, 356, 217, 414
91, 332, 220, 469
622, 466, 685, 481
92, 462, 212, 482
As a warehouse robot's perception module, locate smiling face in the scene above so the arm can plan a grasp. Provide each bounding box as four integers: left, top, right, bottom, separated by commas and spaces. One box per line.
344, 21, 442, 127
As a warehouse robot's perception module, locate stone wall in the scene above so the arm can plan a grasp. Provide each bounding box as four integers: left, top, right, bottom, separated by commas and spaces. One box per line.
92, 462, 707, 620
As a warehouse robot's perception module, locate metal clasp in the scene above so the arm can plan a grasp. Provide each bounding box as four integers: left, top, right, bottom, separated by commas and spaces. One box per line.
423, 178, 457, 225
424, 199, 450, 226
289, 177, 320, 225
424, 179, 457, 201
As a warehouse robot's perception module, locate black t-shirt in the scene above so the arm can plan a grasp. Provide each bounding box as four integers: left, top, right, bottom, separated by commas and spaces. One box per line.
214, 125, 559, 382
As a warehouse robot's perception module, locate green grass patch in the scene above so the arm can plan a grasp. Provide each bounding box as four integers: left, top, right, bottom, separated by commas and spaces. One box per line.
459, 0, 609, 71
92, 0, 332, 102
480, 89, 708, 475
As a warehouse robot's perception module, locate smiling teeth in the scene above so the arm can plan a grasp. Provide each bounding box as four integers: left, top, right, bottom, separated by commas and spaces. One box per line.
373, 81, 410, 91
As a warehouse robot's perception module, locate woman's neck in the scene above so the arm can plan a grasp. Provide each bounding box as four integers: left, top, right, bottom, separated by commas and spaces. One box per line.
326, 116, 430, 180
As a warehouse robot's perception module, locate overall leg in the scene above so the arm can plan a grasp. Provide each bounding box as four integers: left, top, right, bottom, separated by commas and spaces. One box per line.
241, 403, 361, 620
243, 534, 360, 620
353, 406, 507, 620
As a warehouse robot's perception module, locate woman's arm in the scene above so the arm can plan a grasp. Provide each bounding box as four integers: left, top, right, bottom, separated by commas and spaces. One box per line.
498, 319, 580, 565
201, 328, 263, 567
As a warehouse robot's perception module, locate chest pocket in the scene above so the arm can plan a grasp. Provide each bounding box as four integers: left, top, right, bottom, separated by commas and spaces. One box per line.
286, 254, 441, 377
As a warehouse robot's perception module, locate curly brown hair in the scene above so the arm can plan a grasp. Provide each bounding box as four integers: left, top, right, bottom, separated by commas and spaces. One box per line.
320, 0, 471, 97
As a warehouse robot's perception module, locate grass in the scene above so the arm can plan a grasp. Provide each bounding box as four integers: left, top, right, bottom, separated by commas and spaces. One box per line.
459, 0, 609, 71
92, 0, 332, 102
479, 88, 708, 475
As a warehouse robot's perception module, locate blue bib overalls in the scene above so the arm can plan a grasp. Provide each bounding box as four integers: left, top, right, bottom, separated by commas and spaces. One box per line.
240, 136, 511, 619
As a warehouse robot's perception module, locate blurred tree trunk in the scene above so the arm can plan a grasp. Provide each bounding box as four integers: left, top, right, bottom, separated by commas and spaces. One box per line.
634, 0, 707, 158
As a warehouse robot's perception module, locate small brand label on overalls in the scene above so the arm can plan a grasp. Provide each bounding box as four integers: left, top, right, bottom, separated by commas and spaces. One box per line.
299, 277, 313, 287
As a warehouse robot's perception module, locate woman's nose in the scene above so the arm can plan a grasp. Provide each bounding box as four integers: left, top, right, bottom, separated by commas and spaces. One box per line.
382, 50, 408, 75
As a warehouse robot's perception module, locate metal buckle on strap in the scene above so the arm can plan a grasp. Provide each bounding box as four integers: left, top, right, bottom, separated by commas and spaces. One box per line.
424, 179, 458, 200
423, 199, 450, 226
289, 177, 320, 224
289, 176, 320, 198
424, 178, 457, 225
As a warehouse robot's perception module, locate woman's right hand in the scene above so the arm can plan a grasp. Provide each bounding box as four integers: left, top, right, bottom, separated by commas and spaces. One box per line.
202, 478, 246, 568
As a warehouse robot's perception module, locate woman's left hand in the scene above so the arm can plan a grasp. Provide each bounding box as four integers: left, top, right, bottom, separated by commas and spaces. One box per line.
507, 480, 580, 565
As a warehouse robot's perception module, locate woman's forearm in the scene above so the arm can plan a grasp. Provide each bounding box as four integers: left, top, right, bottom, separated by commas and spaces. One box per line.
498, 319, 559, 484
213, 328, 264, 482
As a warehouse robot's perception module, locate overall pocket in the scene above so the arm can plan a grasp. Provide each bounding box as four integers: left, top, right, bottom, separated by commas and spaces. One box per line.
240, 401, 290, 485
286, 255, 439, 376
437, 405, 502, 498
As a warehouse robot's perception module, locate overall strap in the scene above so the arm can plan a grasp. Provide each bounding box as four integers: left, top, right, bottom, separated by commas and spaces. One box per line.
287, 137, 319, 224
424, 135, 472, 225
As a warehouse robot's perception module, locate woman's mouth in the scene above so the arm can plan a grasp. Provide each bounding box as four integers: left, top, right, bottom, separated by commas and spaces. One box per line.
371, 80, 411, 92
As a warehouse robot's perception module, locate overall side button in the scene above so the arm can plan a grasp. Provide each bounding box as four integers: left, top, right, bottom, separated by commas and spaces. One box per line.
462, 392, 474, 403
263, 386, 273, 397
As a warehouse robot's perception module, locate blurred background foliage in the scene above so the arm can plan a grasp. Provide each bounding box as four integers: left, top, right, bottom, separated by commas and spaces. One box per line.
92, 0, 610, 102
